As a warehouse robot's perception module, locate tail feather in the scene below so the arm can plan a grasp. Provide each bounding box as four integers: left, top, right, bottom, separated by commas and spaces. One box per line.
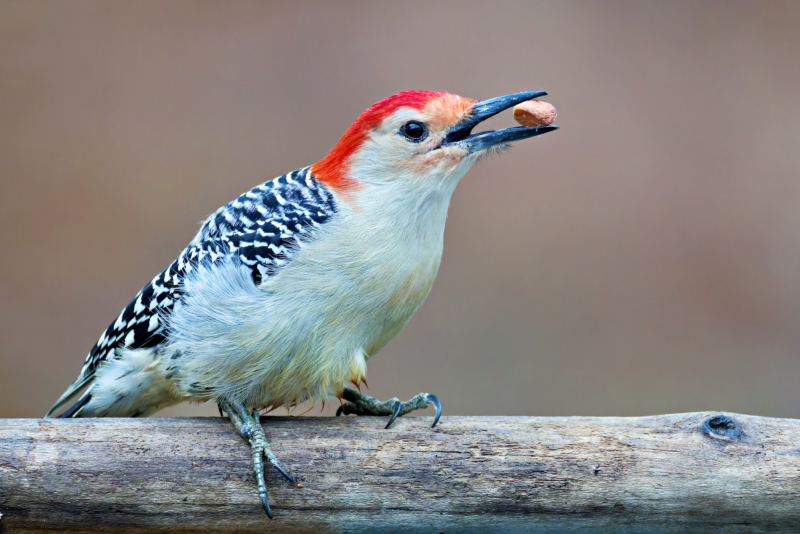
58, 393, 92, 418
45, 372, 94, 418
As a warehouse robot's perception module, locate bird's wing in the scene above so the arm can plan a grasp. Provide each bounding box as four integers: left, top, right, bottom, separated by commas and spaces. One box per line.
46, 167, 337, 417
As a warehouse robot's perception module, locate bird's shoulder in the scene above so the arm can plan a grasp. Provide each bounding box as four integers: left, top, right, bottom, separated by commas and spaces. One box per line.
188, 166, 338, 281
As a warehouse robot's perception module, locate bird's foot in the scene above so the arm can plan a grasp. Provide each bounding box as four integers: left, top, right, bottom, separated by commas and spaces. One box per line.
218, 399, 295, 519
335, 387, 442, 429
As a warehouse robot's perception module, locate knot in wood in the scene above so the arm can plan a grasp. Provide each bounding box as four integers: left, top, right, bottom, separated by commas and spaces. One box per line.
702, 414, 742, 441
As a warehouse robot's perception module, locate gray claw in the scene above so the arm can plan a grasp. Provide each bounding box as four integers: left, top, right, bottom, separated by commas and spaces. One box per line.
273, 463, 295, 484
336, 405, 344, 417
426, 394, 442, 428
385, 400, 402, 429
262, 495, 273, 519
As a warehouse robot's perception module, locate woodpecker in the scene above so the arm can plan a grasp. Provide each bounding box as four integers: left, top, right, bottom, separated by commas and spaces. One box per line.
46, 90, 558, 517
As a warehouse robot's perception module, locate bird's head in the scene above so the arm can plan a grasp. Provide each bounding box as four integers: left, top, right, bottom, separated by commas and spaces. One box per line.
311, 90, 558, 197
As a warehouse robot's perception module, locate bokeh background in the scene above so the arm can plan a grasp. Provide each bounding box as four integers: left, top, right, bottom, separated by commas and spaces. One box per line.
2, 1, 800, 419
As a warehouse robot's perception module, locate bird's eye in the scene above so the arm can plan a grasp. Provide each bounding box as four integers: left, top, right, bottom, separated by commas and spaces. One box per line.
400, 121, 427, 142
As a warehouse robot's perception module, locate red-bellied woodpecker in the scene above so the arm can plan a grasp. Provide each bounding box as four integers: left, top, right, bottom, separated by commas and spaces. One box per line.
46, 90, 558, 517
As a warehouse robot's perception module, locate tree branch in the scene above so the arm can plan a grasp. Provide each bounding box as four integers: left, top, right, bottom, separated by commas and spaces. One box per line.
2, 413, 799, 533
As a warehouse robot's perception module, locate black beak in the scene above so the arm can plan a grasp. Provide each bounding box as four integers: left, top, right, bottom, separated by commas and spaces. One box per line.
442, 91, 558, 151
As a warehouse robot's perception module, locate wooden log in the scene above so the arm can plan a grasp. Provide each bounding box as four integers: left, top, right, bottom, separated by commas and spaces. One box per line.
1, 413, 799, 533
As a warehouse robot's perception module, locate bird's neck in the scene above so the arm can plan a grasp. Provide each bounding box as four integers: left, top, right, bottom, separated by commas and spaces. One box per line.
342, 158, 475, 245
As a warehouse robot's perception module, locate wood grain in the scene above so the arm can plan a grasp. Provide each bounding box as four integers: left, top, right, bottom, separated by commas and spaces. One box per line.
1, 413, 800, 533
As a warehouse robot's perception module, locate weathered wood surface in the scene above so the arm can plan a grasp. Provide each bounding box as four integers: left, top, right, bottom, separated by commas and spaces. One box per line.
1, 413, 800, 533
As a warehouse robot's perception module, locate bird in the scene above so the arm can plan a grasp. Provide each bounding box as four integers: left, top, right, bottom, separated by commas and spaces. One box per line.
46, 90, 558, 517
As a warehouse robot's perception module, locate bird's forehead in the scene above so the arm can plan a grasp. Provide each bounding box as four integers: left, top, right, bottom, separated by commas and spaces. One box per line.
420, 93, 477, 130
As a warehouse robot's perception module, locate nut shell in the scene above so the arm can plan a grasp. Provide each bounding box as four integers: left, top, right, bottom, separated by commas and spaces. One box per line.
513, 100, 557, 127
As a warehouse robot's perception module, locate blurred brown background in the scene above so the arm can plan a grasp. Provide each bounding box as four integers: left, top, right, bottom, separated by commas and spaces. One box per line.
2, 1, 800, 419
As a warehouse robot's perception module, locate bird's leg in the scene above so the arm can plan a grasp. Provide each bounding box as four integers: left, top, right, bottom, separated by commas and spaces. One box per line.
218, 399, 295, 519
335, 386, 442, 429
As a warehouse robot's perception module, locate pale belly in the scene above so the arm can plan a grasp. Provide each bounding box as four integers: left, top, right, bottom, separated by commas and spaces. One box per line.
165, 232, 443, 410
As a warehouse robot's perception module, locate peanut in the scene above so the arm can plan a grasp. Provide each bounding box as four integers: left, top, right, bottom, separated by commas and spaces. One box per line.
513, 100, 557, 128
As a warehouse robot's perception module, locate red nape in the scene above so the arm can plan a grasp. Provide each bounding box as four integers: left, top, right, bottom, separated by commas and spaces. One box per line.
311, 90, 444, 192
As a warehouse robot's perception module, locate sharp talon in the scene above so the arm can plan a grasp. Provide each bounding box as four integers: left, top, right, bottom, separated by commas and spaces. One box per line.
426, 394, 442, 428
385, 400, 402, 429
336, 405, 344, 417
218, 405, 224, 418
273, 463, 295, 483
262, 495, 273, 519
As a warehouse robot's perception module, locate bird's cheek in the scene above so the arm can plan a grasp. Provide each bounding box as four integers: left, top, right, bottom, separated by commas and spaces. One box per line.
414, 146, 466, 175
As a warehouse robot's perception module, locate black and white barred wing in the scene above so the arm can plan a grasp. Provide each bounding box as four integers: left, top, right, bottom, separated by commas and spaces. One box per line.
45, 167, 337, 418
191, 167, 335, 283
